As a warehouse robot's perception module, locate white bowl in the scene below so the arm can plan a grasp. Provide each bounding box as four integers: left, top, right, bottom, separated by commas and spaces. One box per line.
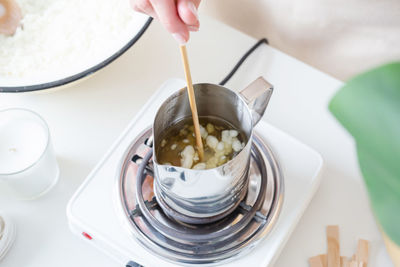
0, 212, 16, 261
0, 13, 152, 93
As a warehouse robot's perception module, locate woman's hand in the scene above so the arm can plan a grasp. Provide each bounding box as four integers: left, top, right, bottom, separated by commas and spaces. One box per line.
130, 0, 201, 44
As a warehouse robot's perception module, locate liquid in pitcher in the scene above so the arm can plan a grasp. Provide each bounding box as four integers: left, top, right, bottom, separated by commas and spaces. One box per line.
156, 116, 247, 170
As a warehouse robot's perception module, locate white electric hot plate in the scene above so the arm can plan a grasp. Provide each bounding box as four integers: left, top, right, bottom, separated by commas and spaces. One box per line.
67, 79, 324, 267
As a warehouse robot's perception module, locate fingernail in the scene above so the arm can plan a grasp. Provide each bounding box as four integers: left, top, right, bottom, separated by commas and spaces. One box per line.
188, 25, 199, 32
172, 33, 187, 45
188, 2, 199, 20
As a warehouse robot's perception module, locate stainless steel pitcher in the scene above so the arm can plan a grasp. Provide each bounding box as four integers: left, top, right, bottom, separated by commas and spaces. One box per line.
152, 77, 273, 224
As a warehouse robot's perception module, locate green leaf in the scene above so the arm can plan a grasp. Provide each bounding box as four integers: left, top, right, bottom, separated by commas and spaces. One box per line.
329, 62, 400, 245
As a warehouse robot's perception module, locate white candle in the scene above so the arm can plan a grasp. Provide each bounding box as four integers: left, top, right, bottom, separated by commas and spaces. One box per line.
0, 119, 47, 174
0, 109, 59, 199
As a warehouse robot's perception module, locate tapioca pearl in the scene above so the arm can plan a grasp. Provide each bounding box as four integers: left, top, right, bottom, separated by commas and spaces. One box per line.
192, 163, 206, 170
216, 142, 224, 151
229, 130, 238, 137
221, 130, 232, 143
161, 139, 167, 147
232, 139, 242, 152
199, 125, 208, 139
206, 135, 218, 149
181, 145, 195, 168
206, 123, 215, 133
182, 145, 194, 155
224, 142, 233, 154
181, 156, 193, 169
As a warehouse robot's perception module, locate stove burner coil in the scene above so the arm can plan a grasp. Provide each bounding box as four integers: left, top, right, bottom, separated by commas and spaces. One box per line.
116, 128, 284, 265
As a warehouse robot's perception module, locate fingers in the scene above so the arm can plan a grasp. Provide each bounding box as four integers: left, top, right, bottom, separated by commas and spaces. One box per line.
130, 0, 158, 19
177, 0, 200, 31
150, 0, 189, 44
130, 0, 202, 44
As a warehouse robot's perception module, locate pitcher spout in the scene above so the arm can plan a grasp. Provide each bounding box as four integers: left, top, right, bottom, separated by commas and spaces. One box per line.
239, 77, 273, 126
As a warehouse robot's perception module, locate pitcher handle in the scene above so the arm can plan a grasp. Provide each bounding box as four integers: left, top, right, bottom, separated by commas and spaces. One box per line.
239, 76, 273, 126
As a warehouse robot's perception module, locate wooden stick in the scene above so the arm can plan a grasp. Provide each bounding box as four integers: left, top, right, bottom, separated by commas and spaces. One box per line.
341, 256, 350, 267
349, 260, 358, 267
327, 225, 340, 267
356, 239, 369, 267
321, 254, 327, 267
179, 45, 204, 161
309, 255, 326, 267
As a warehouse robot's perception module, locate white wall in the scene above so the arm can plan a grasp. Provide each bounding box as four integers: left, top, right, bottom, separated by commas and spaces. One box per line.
200, 0, 400, 80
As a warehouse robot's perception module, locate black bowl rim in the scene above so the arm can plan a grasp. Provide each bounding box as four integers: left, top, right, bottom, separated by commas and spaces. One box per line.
0, 17, 153, 93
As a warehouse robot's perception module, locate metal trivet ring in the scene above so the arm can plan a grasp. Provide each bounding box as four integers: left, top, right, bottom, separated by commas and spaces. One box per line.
135, 148, 267, 242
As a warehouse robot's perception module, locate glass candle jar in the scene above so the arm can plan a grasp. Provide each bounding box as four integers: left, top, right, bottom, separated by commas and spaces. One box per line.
0, 108, 59, 200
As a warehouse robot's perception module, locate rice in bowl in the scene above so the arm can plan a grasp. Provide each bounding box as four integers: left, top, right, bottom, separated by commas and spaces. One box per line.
0, 0, 149, 88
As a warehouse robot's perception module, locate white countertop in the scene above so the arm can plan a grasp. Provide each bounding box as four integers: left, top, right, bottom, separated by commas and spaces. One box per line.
0, 16, 393, 267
